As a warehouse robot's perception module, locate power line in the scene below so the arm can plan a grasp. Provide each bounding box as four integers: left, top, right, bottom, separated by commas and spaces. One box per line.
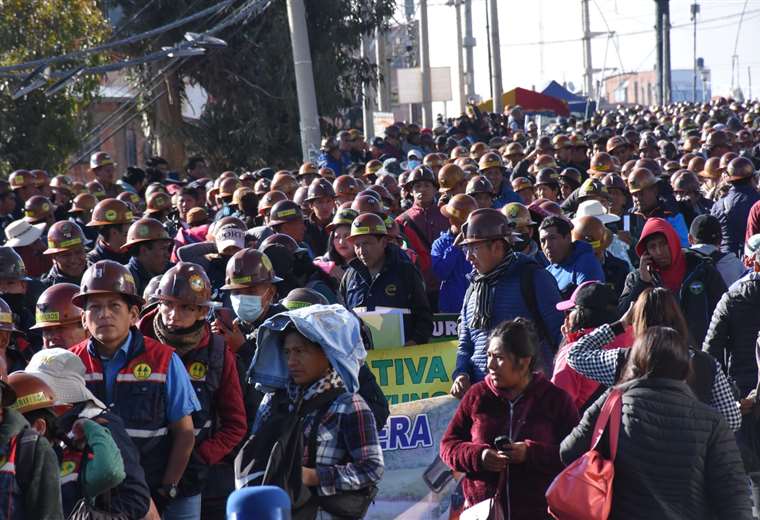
499, 7, 760, 48
0, 1, 237, 74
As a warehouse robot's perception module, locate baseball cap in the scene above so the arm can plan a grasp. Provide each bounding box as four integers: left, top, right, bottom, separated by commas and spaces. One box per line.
215, 224, 246, 254
689, 214, 722, 245
25, 348, 106, 409
556, 280, 616, 312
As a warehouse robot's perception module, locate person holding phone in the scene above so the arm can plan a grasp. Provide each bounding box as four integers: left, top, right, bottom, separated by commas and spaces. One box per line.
441, 318, 578, 519
618, 217, 726, 347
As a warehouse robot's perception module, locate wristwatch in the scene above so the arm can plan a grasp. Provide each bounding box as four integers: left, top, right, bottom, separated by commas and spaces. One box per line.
161, 483, 178, 499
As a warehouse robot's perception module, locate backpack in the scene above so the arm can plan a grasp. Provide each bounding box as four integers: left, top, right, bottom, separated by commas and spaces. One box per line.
234, 388, 344, 510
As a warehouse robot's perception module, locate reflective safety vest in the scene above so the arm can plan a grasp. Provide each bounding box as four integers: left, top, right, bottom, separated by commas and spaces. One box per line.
70, 331, 173, 489
0, 435, 24, 520
176, 334, 225, 497
59, 449, 85, 516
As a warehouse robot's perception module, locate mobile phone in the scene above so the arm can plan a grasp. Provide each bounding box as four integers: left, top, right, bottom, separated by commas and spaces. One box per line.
494, 435, 512, 451
623, 214, 630, 232
214, 307, 235, 330
422, 455, 453, 494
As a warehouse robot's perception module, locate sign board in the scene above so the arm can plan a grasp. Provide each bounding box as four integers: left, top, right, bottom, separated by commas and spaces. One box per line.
430, 313, 459, 343
373, 111, 395, 138
367, 395, 461, 519
396, 67, 453, 104
365, 340, 458, 405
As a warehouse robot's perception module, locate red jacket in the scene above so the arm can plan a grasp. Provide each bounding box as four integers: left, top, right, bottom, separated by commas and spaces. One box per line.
440, 373, 578, 520
552, 326, 635, 410
396, 203, 449, 293
138, 310, 246, 465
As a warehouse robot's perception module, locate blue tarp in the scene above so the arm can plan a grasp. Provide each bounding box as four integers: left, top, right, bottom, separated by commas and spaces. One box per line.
541, 81, 595, 116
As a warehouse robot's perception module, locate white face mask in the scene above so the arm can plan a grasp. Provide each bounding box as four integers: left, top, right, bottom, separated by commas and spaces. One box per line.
231, 293, 265, 323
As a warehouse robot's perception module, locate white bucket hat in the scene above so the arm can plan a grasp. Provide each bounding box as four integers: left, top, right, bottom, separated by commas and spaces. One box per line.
572, 200, 620, 227
3, 219, 45, 247
25, 348, 106, 409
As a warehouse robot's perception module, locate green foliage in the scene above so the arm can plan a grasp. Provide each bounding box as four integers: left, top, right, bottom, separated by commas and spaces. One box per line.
0, 0, 110, 174
115, 0, 395, 170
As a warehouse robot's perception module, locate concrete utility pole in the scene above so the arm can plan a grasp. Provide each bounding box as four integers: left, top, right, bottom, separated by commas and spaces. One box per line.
286, 0, 321, 161
488, 0, 503, 113
463, 0, 476, 101
451, 0, 466, 113
361, 35, 375, 141
419, 0, 433, 127
662, 0, 672, 104
375, 28, 391, 112
581, 0, 594, 97
691, 2, 700, 102
655, 0, 663, 104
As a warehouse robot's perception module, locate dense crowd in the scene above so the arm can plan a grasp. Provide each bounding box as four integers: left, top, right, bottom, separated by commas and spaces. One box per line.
0, 96, 759, 519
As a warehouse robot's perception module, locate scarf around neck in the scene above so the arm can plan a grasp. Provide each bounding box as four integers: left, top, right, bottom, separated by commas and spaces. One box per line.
153, 313, 206, 356
469, 253, 516, 330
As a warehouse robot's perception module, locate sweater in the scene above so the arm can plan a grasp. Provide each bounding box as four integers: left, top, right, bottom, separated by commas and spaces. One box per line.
440, 373, 578, 520
545, 240, 606, 298
560, 378, 752, 520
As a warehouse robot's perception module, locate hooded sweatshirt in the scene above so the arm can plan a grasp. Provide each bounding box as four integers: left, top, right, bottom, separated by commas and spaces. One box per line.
545, 240, 605, 298
635, 217, 687, 292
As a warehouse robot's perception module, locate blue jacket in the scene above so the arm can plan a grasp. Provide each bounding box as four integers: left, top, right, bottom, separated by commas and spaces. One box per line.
545, 240, 606, 298
455, 254, 563, 382
431, 230, 472, 313
711, 183, 760, 257
492, 178, 522, 209
317, 152, 351, 177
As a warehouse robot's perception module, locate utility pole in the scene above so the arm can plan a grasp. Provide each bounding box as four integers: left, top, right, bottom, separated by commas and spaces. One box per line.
662, 0, 672, 104
375, 28, 391, 112
419, 0, 433, 127
286, 0, 321, 161
488, 0, 503, 113
655, 0, 663, 105
361, 35, 375, 141
451, 0, 466, 113
581, 0, 594, 96
463, 0, 476, 101
691, 2, 700, 102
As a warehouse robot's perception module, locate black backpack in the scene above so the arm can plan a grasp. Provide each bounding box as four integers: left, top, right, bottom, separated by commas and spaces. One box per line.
234, 389, 344, 509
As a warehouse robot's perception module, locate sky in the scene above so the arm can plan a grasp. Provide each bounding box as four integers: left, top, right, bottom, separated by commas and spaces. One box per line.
406, 0, 760, 115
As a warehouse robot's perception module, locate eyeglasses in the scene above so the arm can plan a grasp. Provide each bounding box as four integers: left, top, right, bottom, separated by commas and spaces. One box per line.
462, 241, 493, 255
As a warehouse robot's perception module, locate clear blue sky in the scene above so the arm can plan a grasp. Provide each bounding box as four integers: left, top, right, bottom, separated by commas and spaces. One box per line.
412, 0, 760, 113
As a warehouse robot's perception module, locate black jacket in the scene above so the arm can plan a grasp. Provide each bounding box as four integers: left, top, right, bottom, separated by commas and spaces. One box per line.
560, 378, 752, 520
340, 244, 433, 344
703, 273, 760, 396
41, 264, 81, 287
618, 249, 726, 347
602, 251, 629, 300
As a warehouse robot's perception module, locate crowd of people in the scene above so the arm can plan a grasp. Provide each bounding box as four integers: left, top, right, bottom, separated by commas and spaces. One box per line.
0, 96, 759, 519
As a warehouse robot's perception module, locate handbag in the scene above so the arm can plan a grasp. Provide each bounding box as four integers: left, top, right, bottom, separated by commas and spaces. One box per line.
459, 471, 505, 520
67, 448, 129, 520
545, 388, 623, 520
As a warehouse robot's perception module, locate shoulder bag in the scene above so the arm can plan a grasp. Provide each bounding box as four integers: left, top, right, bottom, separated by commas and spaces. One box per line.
545, 388, 623, 520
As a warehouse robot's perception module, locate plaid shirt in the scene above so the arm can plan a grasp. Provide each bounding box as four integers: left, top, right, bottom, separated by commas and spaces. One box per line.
255, 390, 384, 497
566, 323, 742, 431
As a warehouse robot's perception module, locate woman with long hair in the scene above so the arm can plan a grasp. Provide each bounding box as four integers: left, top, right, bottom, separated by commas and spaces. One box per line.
313, 208, 357, 284
561, 327, 751, 519
566, 286, 741, 431
440, 318, 578, 519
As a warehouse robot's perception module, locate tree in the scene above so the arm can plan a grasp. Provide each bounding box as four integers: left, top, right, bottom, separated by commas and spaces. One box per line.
114, 0, 396, 171
0, 0, 109, 175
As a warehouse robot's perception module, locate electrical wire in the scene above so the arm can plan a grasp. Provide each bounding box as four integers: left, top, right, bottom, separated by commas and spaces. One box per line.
67, 0, 274, 170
